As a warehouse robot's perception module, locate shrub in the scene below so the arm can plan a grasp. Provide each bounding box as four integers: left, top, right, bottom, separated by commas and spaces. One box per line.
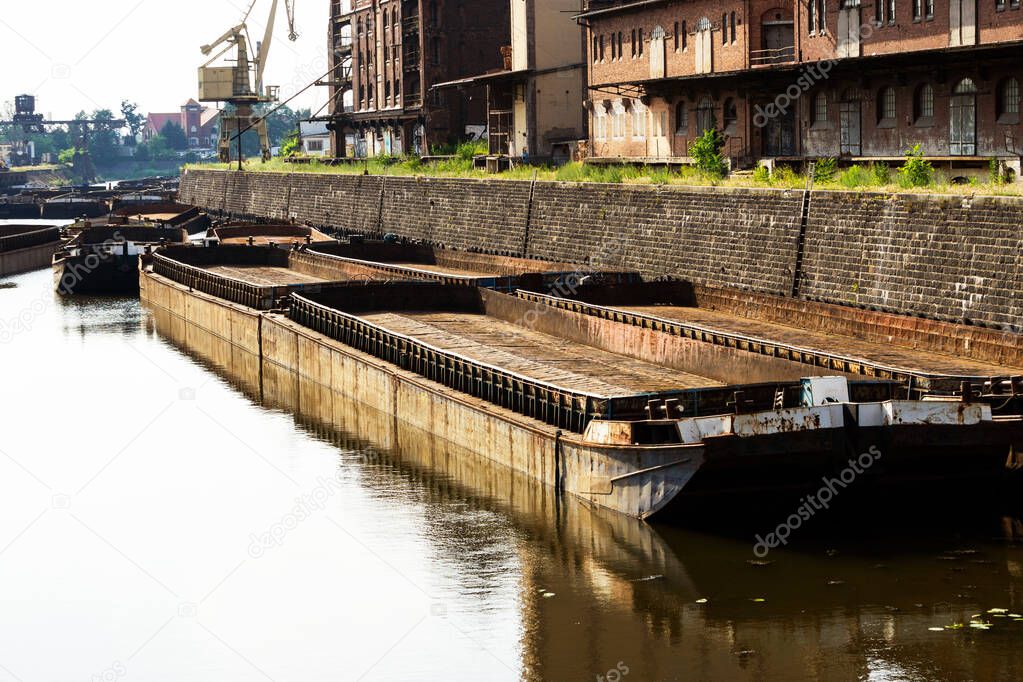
897, 144, 934, 188
688, 127, 727, 178
752, 164, 771, 183
455, 140, 487, 160
279, 130, 300, 157
871, 162, 891, 185
813, 157, 837, 183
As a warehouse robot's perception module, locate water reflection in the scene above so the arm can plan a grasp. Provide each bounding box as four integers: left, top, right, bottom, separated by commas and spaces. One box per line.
147, 301, 1023, 681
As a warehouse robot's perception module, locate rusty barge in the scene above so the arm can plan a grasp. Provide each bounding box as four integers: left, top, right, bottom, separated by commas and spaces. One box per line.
139, 242, 1023, 520
0, 223, 64, 277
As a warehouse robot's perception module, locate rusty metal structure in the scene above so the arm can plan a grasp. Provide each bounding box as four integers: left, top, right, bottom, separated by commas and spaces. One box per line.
198, 0, 299, 162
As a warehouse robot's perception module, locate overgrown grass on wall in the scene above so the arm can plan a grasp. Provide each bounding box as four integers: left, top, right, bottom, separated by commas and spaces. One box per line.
187, 155, 1022, 196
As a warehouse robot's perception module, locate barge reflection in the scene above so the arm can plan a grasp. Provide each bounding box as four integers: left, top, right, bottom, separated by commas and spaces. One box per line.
146, 304, 1023, 681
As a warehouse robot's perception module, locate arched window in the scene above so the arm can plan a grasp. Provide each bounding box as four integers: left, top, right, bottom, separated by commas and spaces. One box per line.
813, 92, 828, 123
696, 96, 716, 134
997, 77, 1020, 122
913, 83, 933, 123
723, 98, 737, 130
675, 101, 688, 134
877, 86, 896, 124
955, 78, 977, 94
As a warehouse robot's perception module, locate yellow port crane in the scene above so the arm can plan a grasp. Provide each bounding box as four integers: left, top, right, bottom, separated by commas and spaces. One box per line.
198, 0, 298, 163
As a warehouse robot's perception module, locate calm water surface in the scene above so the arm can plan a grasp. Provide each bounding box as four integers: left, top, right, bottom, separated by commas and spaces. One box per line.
2, 267, 1023, 681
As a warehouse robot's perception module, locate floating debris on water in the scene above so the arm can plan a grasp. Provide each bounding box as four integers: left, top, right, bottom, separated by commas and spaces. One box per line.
695, 598, 708, 604
987, 608, 1009, 614
747, 560, 773, 567
542, 592, 556, 599
928, 627, 945, 632
631, 574, 664, 582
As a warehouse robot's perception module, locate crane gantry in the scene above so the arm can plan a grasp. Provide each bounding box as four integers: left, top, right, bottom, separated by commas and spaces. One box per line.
198, 0, 298, 162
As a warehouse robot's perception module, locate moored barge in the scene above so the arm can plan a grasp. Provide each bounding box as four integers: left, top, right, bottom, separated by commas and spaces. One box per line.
55, 225, 188, 295
140, 243, 1023, 520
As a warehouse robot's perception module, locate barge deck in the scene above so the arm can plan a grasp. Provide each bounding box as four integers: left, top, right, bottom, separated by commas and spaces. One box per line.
200, 264, 328, 287
359, 311, 722, 394
621, 304, 1021, 379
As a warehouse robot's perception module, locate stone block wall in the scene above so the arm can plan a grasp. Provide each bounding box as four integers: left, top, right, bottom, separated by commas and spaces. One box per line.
801, 192, 1023, 328
180, 169, 1023, 328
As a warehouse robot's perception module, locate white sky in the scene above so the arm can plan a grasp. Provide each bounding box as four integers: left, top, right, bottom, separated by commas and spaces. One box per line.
0, 0, 332, 120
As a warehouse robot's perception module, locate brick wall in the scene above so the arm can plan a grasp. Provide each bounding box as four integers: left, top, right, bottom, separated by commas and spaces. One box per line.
180, 169, 1023, 327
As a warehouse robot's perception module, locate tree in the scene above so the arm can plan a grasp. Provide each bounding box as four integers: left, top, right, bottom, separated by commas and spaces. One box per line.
88, 109, 120, 165
120, 100, 145, 145
160, 120, 188, 151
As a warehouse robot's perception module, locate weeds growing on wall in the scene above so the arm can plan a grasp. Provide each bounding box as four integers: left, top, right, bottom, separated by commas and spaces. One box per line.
898, 144, 934, 188
688, 127, 728, 179
813, 157, 838, 183
189, 140, 1021, 195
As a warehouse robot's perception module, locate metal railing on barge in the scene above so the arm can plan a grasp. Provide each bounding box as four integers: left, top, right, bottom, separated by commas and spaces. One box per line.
151, 251, 333, 311
286, 292, 846, 434
0, 226, 60, 253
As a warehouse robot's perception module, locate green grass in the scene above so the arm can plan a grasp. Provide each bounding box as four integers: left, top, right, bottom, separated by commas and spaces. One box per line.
186, 156, 1023, 196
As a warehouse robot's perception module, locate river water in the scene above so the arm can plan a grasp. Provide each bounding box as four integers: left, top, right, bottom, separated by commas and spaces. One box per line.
2, 266, 1023, 681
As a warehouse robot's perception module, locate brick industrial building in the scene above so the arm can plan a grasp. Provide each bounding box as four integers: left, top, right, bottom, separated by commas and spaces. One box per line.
578, 0, 1023, 173
434, 0, 589, 163
326, 0, 510, 156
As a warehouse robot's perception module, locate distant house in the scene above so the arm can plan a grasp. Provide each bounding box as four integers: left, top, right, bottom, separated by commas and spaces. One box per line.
144, 99, 219, 149
299, 121, 331, 156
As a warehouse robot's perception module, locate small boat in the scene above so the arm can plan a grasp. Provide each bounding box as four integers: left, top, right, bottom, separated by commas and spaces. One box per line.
53, 225, 188, 295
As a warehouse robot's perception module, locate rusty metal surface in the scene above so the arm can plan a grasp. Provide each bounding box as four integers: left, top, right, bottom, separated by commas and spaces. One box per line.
517, 291, 1023, 389
627, 304, 1022, 378
356, 311, 723, 395
201, 265, 326, 286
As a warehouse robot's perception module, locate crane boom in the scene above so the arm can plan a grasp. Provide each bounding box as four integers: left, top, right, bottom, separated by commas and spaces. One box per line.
254, 0, 279, 95
198, 0, 300, 163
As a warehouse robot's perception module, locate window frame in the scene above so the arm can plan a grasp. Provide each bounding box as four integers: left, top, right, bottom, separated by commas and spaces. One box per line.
675, 101, 688, 135
997, 77, 1020, 123
913, 83, 934, 126
812, 92, 829, 127
877, 86, 897, 127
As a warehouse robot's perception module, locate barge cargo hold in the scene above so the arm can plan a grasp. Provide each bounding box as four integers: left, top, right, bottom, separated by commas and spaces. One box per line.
0, 224, 63, 276
141, 246, 1023, 520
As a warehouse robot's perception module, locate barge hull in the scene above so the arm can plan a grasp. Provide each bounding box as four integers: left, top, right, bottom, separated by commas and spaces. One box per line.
140, 268, 703, 519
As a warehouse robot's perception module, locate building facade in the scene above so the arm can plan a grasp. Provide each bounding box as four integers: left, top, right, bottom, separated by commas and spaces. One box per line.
144, 100, 219, 150
434, 0, 589, 162
579, 0, 1023, 170
327, 0, 511, 157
